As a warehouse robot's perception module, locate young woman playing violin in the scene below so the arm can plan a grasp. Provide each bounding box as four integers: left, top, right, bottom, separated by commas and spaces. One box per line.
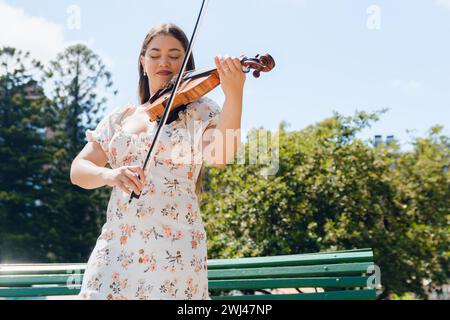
71, 23, 245, 300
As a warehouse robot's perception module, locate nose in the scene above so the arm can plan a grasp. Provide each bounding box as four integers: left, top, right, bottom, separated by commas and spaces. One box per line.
159, 56, 171, 66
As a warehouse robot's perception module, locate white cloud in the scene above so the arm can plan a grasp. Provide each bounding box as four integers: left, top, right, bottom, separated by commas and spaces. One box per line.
390, 79, 421, 92
0, 2, 114, 70
0, 1, 66, 65
435, 0, 450, 9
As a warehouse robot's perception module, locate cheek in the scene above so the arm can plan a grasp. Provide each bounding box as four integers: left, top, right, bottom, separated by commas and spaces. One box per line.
173, 59, 183, 73
148, 60, 159, 73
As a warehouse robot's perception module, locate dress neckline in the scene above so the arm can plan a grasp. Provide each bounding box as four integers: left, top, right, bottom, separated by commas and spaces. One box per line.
114, 105, 153, 138
116, 103, 185, 138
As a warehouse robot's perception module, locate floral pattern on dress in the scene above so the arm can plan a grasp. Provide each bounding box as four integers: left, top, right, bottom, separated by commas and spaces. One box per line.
163, 249, 185, 272
116, 249, 135, 269
138, 248, 157, 273
140, 226, 164, 243
185, 203, 199, 225
161, 202, 180, 222
135, 278, 154, 300
119, 223, 137, 245
159, 278, 179, 298
184, 276, 199, 300
93, 247, 110, 268
135, 202, 155, 219
79, 97, 220, 300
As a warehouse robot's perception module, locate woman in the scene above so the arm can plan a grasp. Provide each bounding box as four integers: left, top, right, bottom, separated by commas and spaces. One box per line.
70, 23, 245, 300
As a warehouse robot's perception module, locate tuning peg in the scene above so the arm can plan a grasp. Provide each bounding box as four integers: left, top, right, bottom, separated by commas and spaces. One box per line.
242, 65, 251, 73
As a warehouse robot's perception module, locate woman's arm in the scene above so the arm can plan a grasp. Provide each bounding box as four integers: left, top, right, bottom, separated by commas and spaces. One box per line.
70, 141, 146, 195
204, 55, 245, 168
203, 93, 243, 168
70, 141, 111, 189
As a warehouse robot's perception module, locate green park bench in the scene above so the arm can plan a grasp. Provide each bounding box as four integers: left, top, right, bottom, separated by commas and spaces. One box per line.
0, 248, 380, 300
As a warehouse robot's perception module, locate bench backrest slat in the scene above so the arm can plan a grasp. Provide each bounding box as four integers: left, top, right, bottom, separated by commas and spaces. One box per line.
208, 250, 373, 269
0, 275, 370, 290
208, 262, 373, 279
0, 248, 378, 300
211, 289, 377, 300
209, 276, 370, 290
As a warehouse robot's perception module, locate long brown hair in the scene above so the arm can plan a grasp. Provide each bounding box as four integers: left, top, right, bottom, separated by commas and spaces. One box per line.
138, 23, 205, 200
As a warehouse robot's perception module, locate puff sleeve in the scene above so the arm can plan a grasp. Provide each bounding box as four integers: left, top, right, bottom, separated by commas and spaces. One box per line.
186, 96, 222, 166
85, 104, 131, 163
193, 96, 221, 136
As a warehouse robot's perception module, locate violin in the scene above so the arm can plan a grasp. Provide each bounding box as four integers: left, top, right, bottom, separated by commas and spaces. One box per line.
129, 0, 275, 204
143, 53, 276, 122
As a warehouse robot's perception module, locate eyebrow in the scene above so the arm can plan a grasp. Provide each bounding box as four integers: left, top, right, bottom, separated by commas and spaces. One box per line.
149, 48, 182, 52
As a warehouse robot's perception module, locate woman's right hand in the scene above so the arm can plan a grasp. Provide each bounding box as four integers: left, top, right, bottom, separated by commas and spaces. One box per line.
103, 165, 147, 196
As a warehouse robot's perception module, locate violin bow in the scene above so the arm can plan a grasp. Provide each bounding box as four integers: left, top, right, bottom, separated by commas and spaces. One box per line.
129, 0, 210, 203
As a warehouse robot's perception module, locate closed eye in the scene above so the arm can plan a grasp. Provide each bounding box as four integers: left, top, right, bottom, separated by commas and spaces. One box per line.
150, 56, 180, 60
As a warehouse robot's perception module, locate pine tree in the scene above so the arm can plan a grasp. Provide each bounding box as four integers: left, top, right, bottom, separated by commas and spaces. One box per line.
0, 47, 55, 262
42, 44, 118, 262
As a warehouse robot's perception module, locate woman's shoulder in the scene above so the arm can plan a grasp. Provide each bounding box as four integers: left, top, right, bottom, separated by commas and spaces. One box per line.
112, 102, 136, 115
103, 102, 136, 124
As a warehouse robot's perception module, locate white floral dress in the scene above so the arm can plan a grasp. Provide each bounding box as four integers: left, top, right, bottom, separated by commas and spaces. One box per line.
77, 96, 221, 300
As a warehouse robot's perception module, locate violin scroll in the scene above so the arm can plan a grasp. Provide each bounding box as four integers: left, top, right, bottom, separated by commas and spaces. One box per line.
240, 53, 275, 78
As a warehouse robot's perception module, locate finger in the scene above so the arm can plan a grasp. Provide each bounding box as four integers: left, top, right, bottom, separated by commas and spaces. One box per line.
122, 174, 141, 195
231, 57, 243, 73
126, 170, 144, 191
224, 56, 239, 73
214, 55, 225, 78
117, 181, 132, 196
129, 166, 146, 184
120, 174, 139, 194
222, 55, 233, 72
139, 168, 147, 184
216, 55, 226, 72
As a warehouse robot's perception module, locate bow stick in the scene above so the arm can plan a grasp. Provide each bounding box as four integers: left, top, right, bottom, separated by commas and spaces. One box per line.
129, 0, 210, 203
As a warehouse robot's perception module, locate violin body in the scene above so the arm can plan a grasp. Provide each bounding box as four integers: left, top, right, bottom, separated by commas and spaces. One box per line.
143, 53, 275, 122
145, 70, 221, 122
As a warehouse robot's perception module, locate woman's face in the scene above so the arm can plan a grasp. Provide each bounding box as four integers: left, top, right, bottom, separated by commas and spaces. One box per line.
140, 35, 185, 97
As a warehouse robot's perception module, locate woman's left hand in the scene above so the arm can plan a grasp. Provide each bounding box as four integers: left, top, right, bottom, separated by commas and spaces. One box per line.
214, 54, 246, 99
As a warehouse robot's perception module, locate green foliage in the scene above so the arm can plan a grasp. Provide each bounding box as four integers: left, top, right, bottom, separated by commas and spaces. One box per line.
0, 45, 117, 263
201, 111, 449, 299
0, 47, 55, 262
390, 292, 420, 300
42, 44, 118, 263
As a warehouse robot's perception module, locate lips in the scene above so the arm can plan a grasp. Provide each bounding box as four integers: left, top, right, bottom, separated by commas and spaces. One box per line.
156, 70, 172, 75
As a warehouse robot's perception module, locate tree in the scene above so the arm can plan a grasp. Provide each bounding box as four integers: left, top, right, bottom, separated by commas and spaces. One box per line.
0, 47, 55, 262
41, 44, 118, 262
201, 110, 449, 299
386, 126, 449, 298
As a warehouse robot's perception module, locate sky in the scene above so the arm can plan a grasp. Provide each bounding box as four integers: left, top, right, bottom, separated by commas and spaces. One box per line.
1, 0, 449, 150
